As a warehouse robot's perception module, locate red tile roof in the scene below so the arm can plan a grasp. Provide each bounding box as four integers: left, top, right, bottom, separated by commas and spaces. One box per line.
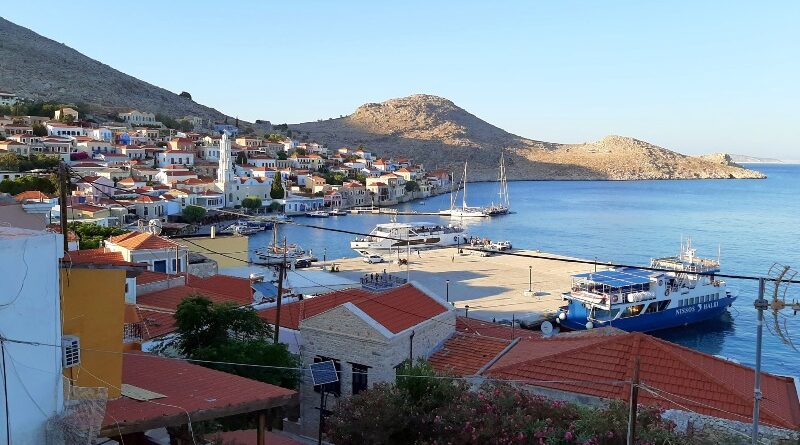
136, 270, 177, 285
102, 352, 296, 434
137, 275, 254, 311
259, 284, 448, 334
107, 231, 178, 250
69, 204, 108, 213
61, 247, 145, 267
14, 190, 52, 201
485, 332, 800, 430
137, 307, 177, 339
429, 333, 511, 376
455, 317, 542, 341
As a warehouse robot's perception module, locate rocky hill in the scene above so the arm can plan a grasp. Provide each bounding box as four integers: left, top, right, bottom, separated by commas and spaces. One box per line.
292, 94, 765, 181
0, 17, 234, 122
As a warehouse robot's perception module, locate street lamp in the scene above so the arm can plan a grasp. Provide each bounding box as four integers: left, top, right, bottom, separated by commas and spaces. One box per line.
523, 265, 535, 297
323, 247, 327, 267
446, 279, 450, 303
464, 305, 470, 319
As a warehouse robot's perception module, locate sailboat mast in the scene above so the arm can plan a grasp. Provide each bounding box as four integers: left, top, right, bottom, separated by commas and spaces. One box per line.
462, 161, 468, 209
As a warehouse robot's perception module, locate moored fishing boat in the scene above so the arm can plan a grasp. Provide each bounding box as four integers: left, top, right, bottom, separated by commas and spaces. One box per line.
556, 239, 736, 332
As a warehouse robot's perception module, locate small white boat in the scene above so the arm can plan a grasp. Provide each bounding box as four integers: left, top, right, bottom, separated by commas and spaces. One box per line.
329, 209, 347, 216
446, 162, 489, 218
305, 210, 330, 218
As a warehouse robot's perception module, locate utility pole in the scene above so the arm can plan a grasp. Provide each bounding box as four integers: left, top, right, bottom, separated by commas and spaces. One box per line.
511, 314, 515, 340
752, 277, 767, 444
627, 356, 641, 445
58, 161, 69, 253
273, 237, 287, 344
446, 279, 450, 303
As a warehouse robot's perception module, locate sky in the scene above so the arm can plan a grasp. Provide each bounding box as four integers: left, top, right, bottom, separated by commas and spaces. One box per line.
3, 1, 799, 158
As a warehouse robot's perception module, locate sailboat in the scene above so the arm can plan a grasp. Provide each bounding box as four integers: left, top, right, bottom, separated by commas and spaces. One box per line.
485, 152, 511, 216
447, 162, 489, 218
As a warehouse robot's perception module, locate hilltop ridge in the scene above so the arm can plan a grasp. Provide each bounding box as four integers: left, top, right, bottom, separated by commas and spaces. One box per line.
292, 95, 765, 181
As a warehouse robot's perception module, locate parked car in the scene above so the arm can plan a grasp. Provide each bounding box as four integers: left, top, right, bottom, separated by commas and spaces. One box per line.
295, 258, 312, 269
363, 254, 385, 264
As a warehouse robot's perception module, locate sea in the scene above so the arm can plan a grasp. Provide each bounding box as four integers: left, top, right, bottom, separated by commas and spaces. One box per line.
250, 163, 800, 377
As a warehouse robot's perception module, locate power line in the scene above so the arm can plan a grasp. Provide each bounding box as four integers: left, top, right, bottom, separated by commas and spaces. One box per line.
0, 335, 632, 386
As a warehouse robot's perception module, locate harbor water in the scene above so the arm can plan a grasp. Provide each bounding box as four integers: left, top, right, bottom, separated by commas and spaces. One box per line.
249, 163, 800, 377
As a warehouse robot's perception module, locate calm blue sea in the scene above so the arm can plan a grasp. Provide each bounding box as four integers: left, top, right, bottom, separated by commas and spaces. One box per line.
252, 164, 800, 377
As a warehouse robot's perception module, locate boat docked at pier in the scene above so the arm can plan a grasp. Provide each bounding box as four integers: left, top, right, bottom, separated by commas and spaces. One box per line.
485, 152, 511, 216
227, 219, 273, 236
351, 221, 470, 255
440, 162, 489, 218
557, 240, 736, 332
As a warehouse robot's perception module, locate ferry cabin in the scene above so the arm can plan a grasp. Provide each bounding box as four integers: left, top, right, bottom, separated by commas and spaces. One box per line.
558, 266, 735, 332
351, 222, 468, 255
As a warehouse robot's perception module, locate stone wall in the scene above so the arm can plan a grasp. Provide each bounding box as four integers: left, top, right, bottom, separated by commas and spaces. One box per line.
291, 305, 456, 437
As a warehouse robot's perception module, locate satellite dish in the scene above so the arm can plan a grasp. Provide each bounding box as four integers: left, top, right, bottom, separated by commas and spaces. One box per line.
148, 219, 163, 235
137, 219, 146, 231
540, 320, 554, 337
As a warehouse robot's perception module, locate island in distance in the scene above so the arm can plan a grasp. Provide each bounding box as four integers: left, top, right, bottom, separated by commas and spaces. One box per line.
291, 94, 765, 181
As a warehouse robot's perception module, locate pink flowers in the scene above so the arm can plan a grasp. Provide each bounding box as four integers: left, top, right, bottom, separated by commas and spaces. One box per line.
564, 430, 574, 441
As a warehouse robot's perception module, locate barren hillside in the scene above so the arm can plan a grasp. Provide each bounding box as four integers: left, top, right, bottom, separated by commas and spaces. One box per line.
0, 17, 235, 122
292, 95, 764, 181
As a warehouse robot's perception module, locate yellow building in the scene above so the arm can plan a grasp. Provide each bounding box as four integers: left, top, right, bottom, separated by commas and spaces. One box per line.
60, 266, 130, 397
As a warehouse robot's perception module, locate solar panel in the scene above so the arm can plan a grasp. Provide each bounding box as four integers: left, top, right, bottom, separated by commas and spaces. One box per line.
310, 361, 339, 386
573, 267, 656, 287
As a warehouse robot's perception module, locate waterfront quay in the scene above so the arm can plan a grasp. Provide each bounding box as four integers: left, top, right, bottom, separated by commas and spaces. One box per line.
330, 247, 604, 324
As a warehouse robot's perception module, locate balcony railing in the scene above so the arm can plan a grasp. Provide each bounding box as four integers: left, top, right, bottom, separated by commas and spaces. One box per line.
123, 322, 144, 343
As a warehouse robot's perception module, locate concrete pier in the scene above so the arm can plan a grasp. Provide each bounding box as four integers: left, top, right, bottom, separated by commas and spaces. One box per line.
327, 247, 606, 323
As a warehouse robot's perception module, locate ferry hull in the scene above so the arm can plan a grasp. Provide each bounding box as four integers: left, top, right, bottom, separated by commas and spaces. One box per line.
559, 296, 737, 333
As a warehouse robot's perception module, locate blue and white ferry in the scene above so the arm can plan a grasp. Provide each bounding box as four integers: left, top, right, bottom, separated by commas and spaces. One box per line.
556, 241, 736, 332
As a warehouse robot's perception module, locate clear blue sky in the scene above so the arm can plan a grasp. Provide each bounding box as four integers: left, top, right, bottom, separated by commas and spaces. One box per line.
3, 1, 799, 158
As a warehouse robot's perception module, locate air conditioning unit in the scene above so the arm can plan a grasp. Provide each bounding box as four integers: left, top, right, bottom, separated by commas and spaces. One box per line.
61, 335, 81, 368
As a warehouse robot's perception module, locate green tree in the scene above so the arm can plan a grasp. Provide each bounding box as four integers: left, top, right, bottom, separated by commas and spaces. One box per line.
404, 180, 419, 192
18, 154, 59, 172
179, 91, 192, 100
241, 196, 262, 210
294, 148, 307, 156
174, 296, 298, 388
270, 176, 285, 200
276, 151, 288, 160
324, 172, 346, 185
266, 133, 284, 143
67, 222, 129, 249
0, 175, 58, 195
0, 152, 20, 172
60, 114, 75, 124
235, 152, 248, 166
31, 123, 48, 137
177, 119, 194, 132
182, 205, 206, 223
267, 201, 281, 212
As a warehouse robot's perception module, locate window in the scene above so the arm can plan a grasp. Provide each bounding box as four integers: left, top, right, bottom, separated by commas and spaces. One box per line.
351, 363, 369, 395
153, 260, 167, 273
313, 356, 341, 396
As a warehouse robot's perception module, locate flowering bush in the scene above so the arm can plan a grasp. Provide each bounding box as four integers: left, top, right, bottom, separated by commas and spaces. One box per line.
325, 361, 745, 444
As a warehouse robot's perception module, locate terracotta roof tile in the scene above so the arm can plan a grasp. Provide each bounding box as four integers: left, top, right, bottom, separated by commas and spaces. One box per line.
455, 317, 542, 341
137, 276, 253, 311
136, 270, 176, 285
107, 231, 178, 250
102, 352, 295, 431
485, 332, 800, 430
137, 307, 177, 339
61, 247, 145, 267
14, 190, 52, 201
259, 284, 448, 334
429, 333, 511, 376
